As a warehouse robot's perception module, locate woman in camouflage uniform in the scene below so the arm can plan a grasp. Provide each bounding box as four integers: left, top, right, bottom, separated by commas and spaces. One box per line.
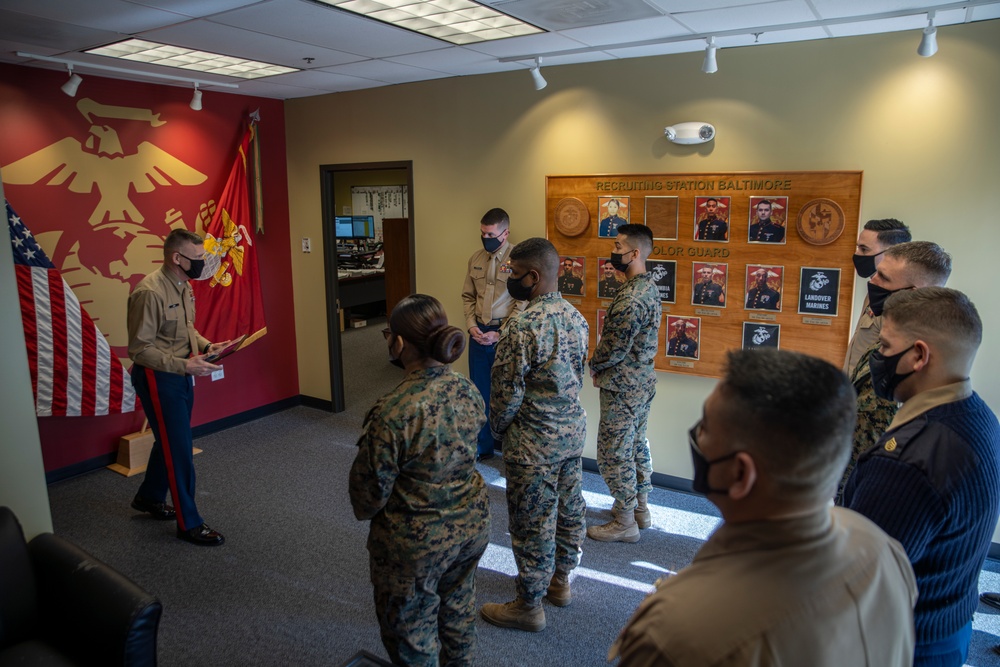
349, 294, 491, 667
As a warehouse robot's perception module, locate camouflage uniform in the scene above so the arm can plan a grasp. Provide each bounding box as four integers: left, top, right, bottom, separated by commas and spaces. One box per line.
349, 366, 491, 667
590, 272, 660, 514
836, 344, 899, 504
490, 292, 589, 604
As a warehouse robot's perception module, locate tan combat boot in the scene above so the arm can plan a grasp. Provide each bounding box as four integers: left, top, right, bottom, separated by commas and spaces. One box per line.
587, 510, 640, 543
546, 570, 571, 607
634, 493, 651, 529
480, 598, 546, 632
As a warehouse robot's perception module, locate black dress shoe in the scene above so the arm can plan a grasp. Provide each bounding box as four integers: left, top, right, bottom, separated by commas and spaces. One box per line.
177, 523, 225, 546
131, 494, 176, 520
981, 592, 1000, 610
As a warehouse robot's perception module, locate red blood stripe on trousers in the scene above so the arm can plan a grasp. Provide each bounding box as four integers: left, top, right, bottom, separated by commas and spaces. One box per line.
144, 367, 186, 531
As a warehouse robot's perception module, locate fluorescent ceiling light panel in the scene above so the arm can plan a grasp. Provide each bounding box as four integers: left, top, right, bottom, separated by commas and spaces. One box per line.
85, 39, 298, 79
318, 0, 543, 44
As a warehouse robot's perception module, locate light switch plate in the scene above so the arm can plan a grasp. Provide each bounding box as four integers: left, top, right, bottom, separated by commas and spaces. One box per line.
302, 238, 311, 253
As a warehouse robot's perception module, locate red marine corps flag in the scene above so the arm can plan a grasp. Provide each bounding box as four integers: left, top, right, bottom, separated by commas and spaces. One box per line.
7, 199, 135, 417
193, 122, 267, 347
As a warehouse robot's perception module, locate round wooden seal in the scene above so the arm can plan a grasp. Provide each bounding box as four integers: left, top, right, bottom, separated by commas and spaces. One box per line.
796, 198, 845, 245
554, 198, 590, 237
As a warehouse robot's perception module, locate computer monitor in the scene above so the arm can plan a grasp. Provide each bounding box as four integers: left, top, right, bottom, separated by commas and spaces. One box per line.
352, 215, 375, 238
335, 216, 354, 238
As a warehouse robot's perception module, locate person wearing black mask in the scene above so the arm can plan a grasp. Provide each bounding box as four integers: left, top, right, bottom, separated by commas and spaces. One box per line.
844, 218, 911, 374
126, 228, 234, 546
461, 207, 524, 461
837, 240, 951, 503
588, 224, 660, 543
843, 287, 999, 667
611, 349, 917, 666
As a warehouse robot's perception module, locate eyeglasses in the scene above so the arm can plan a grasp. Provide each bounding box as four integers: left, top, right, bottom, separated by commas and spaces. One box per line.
688, 420, 704, 454
381, 327, 391, 340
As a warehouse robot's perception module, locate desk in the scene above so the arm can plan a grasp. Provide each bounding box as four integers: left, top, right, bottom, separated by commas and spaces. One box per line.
338, 271, 386, 327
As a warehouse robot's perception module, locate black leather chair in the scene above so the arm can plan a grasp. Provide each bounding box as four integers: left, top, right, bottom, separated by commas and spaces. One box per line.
0, 506, 162, 666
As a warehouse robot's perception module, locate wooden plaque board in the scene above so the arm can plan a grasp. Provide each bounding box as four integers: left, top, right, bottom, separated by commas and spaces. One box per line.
546, 171, 862, 379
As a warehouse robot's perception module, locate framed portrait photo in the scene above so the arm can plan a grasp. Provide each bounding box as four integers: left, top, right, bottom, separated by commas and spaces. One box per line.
691, 262, 727, 308
597, 258, 625, 300
747, 196, 789, 244
693, 196, 730, 242
744, 264, 784, 312
558, 256, 586, 297
666, 316, 701, 360
598, 196, 630, 238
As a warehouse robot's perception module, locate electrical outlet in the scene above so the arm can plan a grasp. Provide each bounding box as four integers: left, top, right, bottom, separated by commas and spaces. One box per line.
302, 237, 311, 253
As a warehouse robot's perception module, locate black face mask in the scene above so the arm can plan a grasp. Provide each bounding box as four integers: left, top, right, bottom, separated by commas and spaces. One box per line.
609, 250, 633, 274
852, 250, 884, 279
867, 282, 912, 317
688, 422, 741, 495
869, 345, 915, 401
178, 253, 205, 280
482, 235, 504, 253
506, 273, 534, 301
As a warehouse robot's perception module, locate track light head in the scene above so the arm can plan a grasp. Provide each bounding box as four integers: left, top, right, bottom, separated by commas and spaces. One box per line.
529, 57, 547, 90
702, 37, 718, 74
60, 65, 82, 97
917, 12, 938, 57
190, 83, 203, 111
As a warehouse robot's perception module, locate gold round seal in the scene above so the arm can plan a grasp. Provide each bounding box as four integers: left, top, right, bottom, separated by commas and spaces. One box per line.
796, 198, 845, 245
554, 198, 590, 237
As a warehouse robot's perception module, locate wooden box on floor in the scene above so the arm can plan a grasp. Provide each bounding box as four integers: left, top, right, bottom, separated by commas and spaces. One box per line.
107, 430, 201, 477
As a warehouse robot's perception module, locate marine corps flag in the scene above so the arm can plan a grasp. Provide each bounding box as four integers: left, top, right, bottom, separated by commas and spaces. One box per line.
193, 123, 267, 347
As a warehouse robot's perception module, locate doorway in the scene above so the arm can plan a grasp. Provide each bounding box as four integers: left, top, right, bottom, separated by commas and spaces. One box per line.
319, 161, 415, 412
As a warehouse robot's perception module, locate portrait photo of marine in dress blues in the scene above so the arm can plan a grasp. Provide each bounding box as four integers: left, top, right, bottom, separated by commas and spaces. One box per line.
691, 262, 727, 308
645, 259, 677, 304
693, 196, 730, 242
665, 317, 701, 360
744, 265, 783, 312
597, 258, 625, 300
747, 196, 788, 244
558, 256, 585, 297
797, 267, 841, 317
598, 196, 630, 238
742, 322, 781, 350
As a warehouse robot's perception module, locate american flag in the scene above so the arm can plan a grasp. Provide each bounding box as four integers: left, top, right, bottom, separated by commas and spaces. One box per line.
7, 200, 135, 417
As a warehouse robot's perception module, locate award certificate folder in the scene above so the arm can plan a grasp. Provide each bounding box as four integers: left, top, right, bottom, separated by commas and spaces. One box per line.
204, 334, 248, 362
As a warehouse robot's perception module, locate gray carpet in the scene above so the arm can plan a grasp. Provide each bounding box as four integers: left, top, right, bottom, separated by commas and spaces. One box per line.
45, 317, 1000, 666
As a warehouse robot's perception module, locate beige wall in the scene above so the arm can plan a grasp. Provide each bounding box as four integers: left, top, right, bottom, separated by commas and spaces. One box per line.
286, 21, 1000, 537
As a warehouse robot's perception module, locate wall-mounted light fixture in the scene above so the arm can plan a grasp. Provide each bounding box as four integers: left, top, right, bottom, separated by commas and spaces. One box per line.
60, 64, 83, 97
702, 37, 719, 74
530, 57, 547, 90
917, 11, 938, 57
664, 122, 716, 145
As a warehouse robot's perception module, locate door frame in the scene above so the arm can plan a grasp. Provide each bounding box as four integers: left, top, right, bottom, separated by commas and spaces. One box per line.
318, 160, 415, 412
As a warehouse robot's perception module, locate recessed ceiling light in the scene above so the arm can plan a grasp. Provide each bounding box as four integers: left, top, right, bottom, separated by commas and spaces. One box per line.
317, 0, 543, 44
85, 39, 298, 79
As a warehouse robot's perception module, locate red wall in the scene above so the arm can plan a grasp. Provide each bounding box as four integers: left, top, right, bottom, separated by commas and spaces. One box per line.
0, 62, 298, 473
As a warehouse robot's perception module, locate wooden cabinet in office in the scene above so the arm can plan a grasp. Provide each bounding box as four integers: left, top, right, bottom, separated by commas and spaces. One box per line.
382, 218, 414, 316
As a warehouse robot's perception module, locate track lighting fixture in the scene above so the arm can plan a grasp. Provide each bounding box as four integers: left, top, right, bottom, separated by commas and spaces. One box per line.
530, 57, 547, 91
917, 11, 938, 57
60, 64, 82, 97
190, 83, 203, 110
702, 37, 718, 74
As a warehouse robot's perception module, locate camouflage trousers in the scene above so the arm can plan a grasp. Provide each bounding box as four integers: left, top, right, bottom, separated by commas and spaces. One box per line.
505, 457, 586, 604
369, 528, 489, 667
597, 387, 654, 513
